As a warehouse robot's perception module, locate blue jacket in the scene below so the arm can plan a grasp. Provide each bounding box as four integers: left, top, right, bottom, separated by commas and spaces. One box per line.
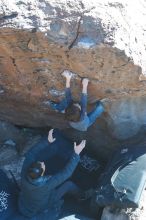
18, 139, 80, 218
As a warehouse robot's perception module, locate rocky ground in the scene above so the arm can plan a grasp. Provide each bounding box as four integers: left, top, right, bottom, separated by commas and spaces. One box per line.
0, 120, 146, 220
0, 120, 95, 220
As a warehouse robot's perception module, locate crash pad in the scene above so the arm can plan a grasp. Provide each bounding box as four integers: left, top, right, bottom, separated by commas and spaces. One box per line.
91, 143, 146, 209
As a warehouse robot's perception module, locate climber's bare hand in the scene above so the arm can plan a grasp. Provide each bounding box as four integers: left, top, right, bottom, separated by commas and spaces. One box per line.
82, 78, 89, 87
48, 129, 56, 143
74, 140, 86, 155
62, 70, 73, 80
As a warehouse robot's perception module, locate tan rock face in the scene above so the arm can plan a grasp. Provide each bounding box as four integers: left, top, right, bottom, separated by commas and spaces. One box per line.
0, 0, 146, 159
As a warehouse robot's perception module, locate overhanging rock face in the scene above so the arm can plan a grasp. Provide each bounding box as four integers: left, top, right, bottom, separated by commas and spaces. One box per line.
0, 0, 146, 157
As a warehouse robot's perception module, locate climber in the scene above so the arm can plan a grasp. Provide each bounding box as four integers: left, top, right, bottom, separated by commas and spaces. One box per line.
49, 70, 105, 131
18, 129, 85, 218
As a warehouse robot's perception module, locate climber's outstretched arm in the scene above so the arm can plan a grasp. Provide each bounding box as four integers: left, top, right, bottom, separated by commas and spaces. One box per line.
62, 70, 73, 104
80, 78, 89, 120
49, 70, 73, 112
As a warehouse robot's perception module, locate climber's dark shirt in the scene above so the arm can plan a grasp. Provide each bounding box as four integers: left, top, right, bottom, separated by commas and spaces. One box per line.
49, 88, 104, 131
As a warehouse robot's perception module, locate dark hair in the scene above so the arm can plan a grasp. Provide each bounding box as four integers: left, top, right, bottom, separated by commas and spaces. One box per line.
27, 161, 44, 179
65, 102, 81, 122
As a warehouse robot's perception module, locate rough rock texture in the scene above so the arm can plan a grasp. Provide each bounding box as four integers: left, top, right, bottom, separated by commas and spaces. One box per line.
0, 0, 146, 157
0, 121, 44, 178
1, 1, 146, 218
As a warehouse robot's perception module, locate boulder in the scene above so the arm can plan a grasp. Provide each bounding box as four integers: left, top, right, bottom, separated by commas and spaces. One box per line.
0, 0, 146, 158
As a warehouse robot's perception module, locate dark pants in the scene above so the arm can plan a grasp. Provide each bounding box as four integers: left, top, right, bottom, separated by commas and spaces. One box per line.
55, 180, 80, 200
